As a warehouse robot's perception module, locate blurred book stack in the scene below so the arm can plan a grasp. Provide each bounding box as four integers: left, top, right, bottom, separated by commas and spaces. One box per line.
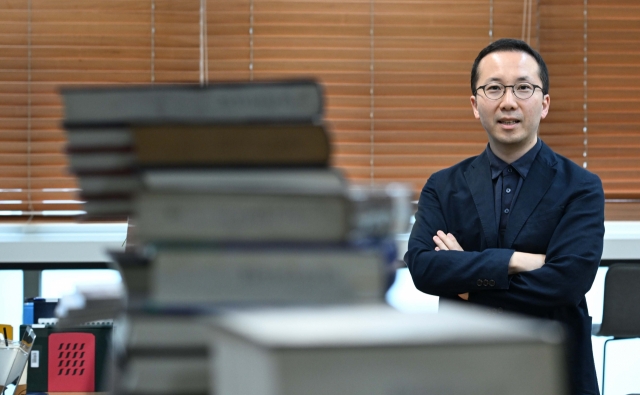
63, 80, 327, 219
61, 80, 411, 395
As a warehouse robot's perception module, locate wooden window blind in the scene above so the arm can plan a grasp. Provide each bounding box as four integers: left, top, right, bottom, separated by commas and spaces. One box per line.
0, 1, 31, 218
0, 0, 206, 221
0, 0, 154, 220
208, 0, 538, 193
539, 0, 640, 219
154, 1, 201, 83
367, 0, 537, 190
1, 0, 638, 220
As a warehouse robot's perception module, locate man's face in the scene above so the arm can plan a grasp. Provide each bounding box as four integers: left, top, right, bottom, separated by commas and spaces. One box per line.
470, 51, 550, 153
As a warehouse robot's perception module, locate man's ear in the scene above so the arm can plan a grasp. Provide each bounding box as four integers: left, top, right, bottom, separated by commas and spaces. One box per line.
540, 94, 550, 119
470, 95, 480, 119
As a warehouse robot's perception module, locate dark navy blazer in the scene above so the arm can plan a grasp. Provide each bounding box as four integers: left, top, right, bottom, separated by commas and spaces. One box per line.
404, 140, 605, 395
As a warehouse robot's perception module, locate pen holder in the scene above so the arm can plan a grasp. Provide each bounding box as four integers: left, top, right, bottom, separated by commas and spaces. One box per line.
0, 327, 35, 395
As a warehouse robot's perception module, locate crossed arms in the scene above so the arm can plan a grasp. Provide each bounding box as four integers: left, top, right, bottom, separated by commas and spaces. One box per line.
432, 230, 545, 300
404, 169, 605, 312
433, 230, 546, 275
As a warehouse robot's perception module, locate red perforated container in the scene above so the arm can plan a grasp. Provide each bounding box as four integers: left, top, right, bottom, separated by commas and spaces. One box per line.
48, 332, 95, 392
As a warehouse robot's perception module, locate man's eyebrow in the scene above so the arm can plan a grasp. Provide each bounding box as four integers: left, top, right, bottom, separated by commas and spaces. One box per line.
483, 76, 534, 83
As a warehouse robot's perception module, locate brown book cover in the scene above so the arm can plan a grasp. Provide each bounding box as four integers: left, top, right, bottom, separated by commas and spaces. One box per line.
132, 123, 330, 167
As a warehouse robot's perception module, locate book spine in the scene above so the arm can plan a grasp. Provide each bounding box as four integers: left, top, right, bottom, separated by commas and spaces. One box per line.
63, 80, 323, 125
151, 248, 385, 305
77, 175, 141, 197
135, 193, 351, 243
65, 128, 133, 150
67, 151, 136, 173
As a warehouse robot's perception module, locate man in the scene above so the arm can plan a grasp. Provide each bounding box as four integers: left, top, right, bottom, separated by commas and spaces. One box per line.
404, 38, 604, 395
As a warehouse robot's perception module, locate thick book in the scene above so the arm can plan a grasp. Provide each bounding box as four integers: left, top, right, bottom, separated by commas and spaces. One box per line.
66, 127, 133, 150
68, 150, 136, 174
209, 304, 568, 395
77, 168, 346, 217
66, 123, 331, 170
108, 251, 151, 304
61, 80, 323, 125
119, 356, 208, 395
134, 185, 401, 243
77, 174, 141, 197
107, 305, 222, 395
114, 312, 211, 352
82, 197, 132, 218
141, 167, 346, 194
132, 123, 330, 167
147, 244, 388, 306
111, 313, 211, 395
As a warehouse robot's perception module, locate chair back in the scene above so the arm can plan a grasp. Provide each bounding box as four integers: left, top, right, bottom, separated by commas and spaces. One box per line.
598, 264, 640, 338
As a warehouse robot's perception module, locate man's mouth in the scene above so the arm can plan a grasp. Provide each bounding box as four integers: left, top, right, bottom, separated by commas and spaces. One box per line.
498, 119, 520, 125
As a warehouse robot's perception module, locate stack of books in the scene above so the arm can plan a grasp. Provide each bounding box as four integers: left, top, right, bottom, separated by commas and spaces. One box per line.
63, 80, 328, 219
61, 80, 411, 395
108, 309, 211, 395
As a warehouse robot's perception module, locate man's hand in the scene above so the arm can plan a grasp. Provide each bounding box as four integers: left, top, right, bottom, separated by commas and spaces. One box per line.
508, 252, 546, 275
433, 230, 468, 300
433, 230, 463, 251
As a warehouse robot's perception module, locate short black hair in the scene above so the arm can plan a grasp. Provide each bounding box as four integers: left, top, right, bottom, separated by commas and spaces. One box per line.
470, 38, 549, 96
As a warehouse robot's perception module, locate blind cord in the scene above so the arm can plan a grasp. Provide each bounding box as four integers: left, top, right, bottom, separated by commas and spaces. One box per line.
521, 0, 533, 44
204, 0, 208, 85
370, 0, 375, 185
489, 0, 494, 43
151, 0, 155, 83
26, 0, 34, 223
249, 0, 254, 81
199, 0, 208, 86
527, 0, 533, 44
521, 0, 527, 41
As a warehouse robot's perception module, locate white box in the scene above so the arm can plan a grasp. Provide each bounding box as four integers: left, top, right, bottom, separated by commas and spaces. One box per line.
208, 304, 568, 395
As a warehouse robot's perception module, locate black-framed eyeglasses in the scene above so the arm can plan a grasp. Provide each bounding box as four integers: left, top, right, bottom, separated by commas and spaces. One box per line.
474, 82, 544, 100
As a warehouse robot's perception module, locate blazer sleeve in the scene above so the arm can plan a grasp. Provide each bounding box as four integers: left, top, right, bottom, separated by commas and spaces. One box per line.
469, 174, 605, 311
404, 172, 514, 297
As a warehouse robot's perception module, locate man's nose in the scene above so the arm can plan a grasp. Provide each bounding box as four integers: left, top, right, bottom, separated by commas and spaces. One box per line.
500, 87, 518, 110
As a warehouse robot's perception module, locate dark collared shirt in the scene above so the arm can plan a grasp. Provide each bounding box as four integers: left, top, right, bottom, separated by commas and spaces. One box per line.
485, 138, 542, 247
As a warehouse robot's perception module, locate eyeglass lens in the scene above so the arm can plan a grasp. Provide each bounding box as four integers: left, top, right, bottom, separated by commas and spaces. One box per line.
483, 83, 535, 100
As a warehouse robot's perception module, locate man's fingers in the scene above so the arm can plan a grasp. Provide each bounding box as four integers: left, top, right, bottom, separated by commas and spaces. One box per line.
433, 235, 448, 251
436, 230, 463, 251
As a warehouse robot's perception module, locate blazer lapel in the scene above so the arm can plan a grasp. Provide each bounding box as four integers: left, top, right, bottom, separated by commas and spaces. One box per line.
503, 146, 557, 248
464, 153, 499, 249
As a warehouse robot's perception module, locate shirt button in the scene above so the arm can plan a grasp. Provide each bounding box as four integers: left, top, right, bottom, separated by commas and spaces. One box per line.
483, 279, 489, 286
507, 168, 513, 173
504, 208, 510, 214
506, 188, 512, 193
489, 280, 496, 286
477, 279, 483, 286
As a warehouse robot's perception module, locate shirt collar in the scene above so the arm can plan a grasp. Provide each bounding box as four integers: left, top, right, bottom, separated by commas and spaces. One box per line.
485, 138, 542, 180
